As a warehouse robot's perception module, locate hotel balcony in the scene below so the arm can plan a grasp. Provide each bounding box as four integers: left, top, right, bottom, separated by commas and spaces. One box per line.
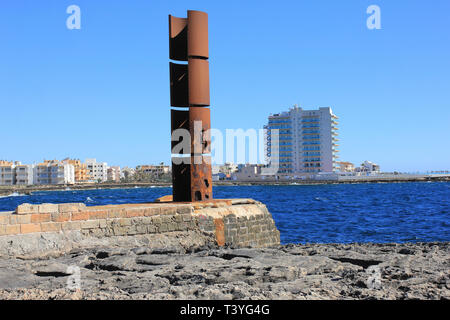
301, 118, 320, 123
303, 137, 320, 141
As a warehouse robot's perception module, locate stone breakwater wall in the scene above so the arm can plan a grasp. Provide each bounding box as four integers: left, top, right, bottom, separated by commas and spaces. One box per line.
0, 199, 280, 257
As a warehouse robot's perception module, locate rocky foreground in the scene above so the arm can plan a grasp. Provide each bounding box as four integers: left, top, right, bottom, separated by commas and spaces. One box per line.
0, 242, 448, 300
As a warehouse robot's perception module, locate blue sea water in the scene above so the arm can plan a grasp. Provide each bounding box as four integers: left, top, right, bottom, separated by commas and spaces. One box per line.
1, 182, 449, 244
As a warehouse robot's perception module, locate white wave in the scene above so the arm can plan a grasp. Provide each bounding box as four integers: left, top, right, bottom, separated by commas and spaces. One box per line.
0, 192, 25, 198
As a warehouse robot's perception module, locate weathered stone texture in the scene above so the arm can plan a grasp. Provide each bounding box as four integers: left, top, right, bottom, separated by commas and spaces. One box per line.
0, 199, 280, 255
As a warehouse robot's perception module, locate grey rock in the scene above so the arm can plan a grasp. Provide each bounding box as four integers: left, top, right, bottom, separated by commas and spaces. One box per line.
0, 242, 448, 300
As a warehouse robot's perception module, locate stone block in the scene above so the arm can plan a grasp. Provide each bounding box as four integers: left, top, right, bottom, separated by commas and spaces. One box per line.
238, 227, 248, 235
136, 225, 147, 234
177, 222, 189, 231
176, 206, 193, 214
144, 207, 160, 216
147, 225, 157, 233
61, 221, 81, 231
113, 226, 126, 236
125, 209, 145, 218
0, 215, 9, 225
89, 228, 105, 237
81, 220, 100, 230
99, 219, 107, 228
31, 213, 51, 223
16, 203, 39, 215
167, 222, 177, 232
119, 219, 132, 226
38, 203, 59, 214
10, 214, 31, 224
5, 224, 20, 235
51, 212, 71, 222
107, 209, 122, 219
59, 203, 86, 213
161, 215, 173, 224
159, 223, 168, 232
160, 206, 177, 215
41, 222, 61, 232
151, 216, 161, 225
20, 223, 41, 234
88, 211, 107, 220
71, 211, 89, 221
125, 225, 137, 235
181, 214, 192, 222
140, 217, 153, 225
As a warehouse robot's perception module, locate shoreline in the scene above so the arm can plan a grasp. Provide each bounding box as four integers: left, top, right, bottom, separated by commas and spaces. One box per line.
1, 176, 449, 196
0, 242, 448, 300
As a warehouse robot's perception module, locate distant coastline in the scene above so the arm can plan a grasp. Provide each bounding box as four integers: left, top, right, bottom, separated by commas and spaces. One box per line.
1, 175, 449, 197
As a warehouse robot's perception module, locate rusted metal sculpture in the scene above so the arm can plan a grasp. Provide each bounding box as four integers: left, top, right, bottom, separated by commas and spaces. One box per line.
169, 10, 212, 202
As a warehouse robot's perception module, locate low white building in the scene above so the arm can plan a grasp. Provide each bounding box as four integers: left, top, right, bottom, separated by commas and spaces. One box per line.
86, 158, 108, 182
121, 167, 136, 180
358, 160, 380, 173
0, 161, 15, 185
15, 163, 35, 185
232, 164, 266, 180
34, 161, 75, 185
107, 166, 121, 182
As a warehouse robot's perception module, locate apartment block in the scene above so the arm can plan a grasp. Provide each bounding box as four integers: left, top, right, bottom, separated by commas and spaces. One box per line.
107, 166, 121, 182
85, 159, 108, 182
62, 158, 91, 183
0, 161, 15, 185
14, 163, 35, 185
35, 160, 75, 185
336, 161, 355, 172
265, 105, 339, 175
136, 164, 170, 177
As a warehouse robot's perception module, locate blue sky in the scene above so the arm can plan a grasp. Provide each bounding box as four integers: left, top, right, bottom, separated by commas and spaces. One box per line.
0, 0, 449, 172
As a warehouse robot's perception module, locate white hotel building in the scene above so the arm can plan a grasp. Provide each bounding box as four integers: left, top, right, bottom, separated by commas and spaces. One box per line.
265, 106, 339, 175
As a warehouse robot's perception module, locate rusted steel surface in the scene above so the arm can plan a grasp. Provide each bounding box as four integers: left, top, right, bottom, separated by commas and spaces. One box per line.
188, 58, 210, 106
169, 10, 212, 202
189, 107, 211, 154
171, 155, 212, 202
187, 10, 209, 59
190, 155, 212, 201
